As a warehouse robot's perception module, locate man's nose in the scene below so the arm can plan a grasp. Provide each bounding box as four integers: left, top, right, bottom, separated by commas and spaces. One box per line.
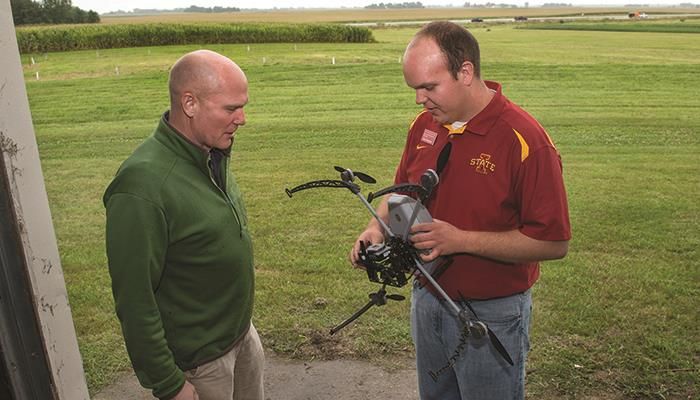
415, 90, 427, 105
234, 109, 246, 126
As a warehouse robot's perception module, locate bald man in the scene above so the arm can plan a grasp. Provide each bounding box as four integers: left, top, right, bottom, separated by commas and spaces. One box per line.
104, 50, 263, 400
351, 22, 570, 399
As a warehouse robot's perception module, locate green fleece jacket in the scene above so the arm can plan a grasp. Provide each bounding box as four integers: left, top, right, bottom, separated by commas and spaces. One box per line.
103, 114, 254, 400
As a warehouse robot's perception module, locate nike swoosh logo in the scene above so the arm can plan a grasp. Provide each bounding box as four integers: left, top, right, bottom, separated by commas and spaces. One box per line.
416, 144, 429, 150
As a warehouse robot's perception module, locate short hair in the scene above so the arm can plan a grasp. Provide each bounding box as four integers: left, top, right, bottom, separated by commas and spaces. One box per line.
415, 21, 481, 79
168, 51, 219, 107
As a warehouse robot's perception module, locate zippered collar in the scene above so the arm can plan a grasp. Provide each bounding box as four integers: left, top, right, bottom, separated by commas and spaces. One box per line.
154, 111, 231, 172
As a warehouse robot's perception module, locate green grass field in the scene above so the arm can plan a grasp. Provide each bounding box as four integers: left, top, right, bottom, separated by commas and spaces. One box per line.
23, 22, 699, 399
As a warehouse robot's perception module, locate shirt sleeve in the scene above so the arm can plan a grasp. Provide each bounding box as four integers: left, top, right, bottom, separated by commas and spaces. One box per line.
516, 146, 572, 242
394, 116, 422, 185
105, 193, 185, 400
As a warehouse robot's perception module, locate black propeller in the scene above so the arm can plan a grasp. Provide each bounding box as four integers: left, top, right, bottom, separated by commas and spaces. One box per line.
334, 166, 376, 184
459, 292, 514, 366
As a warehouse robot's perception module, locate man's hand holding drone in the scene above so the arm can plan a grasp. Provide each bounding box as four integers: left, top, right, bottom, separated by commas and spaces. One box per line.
349, 226, 385, 268
410, 219, 466, 262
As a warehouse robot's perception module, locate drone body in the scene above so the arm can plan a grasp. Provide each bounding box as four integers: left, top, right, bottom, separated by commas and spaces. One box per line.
285, 164, 514, 376
360, 194, 443, 287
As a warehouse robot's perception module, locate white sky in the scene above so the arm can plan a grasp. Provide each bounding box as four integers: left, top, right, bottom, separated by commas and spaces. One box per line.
71, 1, 696, 14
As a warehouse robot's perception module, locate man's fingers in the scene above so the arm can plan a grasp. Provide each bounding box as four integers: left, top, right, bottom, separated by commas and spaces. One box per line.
411, 222, 432, 233
419, 248, 439, 262
350, 240, 366, 267
412, 238, 438, 250
411, 232, 424, 242
349, 244, 360, 265
410, 232, 433, 246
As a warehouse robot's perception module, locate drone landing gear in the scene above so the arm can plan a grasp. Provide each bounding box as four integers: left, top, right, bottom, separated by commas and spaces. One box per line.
329, 284, 405, 335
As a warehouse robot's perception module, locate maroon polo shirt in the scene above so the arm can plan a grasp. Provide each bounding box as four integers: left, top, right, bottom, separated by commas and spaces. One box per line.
395, 81, 571, 299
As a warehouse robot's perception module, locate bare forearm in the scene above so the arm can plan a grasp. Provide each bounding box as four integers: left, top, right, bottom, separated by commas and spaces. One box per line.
411, 221, 568, 264
459, 229, 568, 264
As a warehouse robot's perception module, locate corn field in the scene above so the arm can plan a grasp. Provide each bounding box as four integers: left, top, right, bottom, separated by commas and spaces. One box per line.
16, 23, 375, 53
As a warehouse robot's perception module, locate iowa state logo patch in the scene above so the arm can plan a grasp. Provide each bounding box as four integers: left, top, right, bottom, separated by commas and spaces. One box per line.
470, 153, 496, 175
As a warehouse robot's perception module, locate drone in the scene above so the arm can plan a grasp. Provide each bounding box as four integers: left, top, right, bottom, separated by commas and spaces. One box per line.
285, 143, 514, 376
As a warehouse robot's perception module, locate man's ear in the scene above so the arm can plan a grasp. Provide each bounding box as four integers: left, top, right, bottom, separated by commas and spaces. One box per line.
459, 61, 475, 86
182, 92, 197, 118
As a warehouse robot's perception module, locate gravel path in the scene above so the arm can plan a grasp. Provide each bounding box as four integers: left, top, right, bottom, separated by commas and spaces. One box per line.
93, 352, 419, 400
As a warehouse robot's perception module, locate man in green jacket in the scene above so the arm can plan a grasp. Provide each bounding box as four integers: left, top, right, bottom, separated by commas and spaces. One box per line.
104, 50, 262, 400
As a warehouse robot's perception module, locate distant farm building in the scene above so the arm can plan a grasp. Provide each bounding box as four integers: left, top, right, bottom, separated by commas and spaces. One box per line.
628, 11, 648, 19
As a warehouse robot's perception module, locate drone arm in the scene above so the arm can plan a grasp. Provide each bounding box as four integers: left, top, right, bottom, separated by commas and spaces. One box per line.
285, 179, 358, 197
354, 192, 394, 238
413, 260, 462, 316
367, 183, 427, 203
358, 195, 394, 239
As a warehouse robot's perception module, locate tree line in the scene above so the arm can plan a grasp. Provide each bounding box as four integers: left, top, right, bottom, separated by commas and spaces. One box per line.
365, 2, 424, 9
10, 0, 100, 25
182, 5, 241, 12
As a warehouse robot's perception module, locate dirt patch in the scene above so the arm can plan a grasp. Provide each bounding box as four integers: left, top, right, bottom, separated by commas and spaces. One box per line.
92, 351, 418, 400
303, 329, 355, 358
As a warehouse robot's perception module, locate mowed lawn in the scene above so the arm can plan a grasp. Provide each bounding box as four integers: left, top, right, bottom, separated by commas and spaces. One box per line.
23, 25, 699, 399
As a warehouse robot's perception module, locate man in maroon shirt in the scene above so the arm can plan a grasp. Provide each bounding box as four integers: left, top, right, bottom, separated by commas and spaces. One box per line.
350, 21, 571, 399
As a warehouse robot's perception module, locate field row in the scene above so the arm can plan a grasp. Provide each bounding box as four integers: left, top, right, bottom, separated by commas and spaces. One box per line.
16, 23, 374, 53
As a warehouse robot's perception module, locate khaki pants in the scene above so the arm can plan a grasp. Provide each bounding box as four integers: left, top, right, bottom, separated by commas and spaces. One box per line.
184, 324, 265, 400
